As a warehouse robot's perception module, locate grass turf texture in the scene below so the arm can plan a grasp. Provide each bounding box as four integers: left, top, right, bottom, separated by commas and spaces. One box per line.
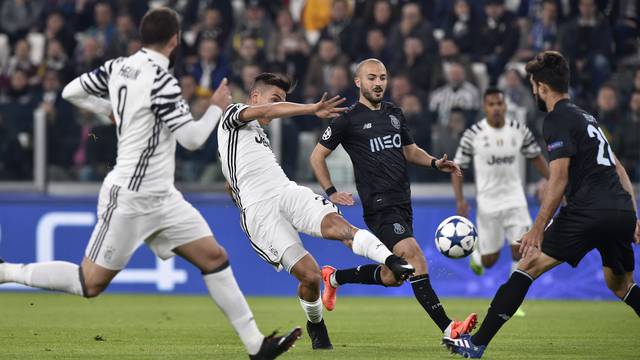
0, 293, 637, 359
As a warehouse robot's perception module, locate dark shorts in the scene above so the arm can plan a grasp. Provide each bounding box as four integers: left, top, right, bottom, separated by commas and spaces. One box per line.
542, 208, 636, 275
364, 203, 414, 250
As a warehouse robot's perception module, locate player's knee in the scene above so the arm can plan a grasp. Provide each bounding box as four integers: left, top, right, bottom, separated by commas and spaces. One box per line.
482, 255, 499, 268
300, 269, 322, 288
605, 279, 632, 299
199, 246, 229, 274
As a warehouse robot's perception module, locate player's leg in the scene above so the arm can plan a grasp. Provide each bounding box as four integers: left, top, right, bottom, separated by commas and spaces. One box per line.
505, 207, 533, 274
471, 210, 504, 274
604, 269, 639, 316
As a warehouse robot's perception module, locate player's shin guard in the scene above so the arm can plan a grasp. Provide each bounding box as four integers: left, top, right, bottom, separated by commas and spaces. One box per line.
472, 270, 533, 346
299, 297, 323, 323
623, 283, 640, 317
351, 229, 393, 264
410, 274, 452, 331
0, 261, 84, 296
334, 264, 383, 286
203, 262, 264, 355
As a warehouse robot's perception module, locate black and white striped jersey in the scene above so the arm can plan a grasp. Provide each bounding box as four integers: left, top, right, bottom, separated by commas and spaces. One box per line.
68, 48, 194, 193
453, 118, 541, 213
217, 103, 291, 210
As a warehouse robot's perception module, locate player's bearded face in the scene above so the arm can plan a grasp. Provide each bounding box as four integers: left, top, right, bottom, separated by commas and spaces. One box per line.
531, 79, 548, 112
361, 78, 386, 104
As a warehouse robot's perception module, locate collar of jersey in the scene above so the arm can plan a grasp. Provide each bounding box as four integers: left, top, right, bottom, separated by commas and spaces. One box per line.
141, 47, 169, 70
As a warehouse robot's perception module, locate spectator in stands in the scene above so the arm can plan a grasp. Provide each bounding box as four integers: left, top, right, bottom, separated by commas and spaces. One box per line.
0, 0, 43, 41
443, 0, 479, 56
192, 7, 231, 52
389, 2, 437, 58
179, 74, 198, 107
559, 0, 613, 97
40, 69, 78, 180
391, 36, 437, 93
44, 10, 77, 58
231, 35, 265, 77
327, 65, 357, 104
231, 63, 261, 101
595, 84, 623, 134
390, 73, 427, 108
304, 37, 349, 100
266, 9, 309, 93
401, 93, 431, 155
105, 13, 136, 59
517, 0, 559, 61
429, 62, 480, 126
233, 1, 274, 50
357, 28, 392, 65
85, 2, 115, 52
614, 91, 640, 182
475, 0, 520, 84
431, 106, 468, 179
432, 37, 477, 90
4, 39, 37, 84
0, 112, 30, 180
320, 0, 361, 60
498, 68, 536, 119
75, 37, 103, 77
187, 37, 230, 91
611, 0, 640, 62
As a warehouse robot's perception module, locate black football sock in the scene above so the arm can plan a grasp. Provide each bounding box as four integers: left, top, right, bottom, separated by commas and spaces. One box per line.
334, 264, 384, 285
410, 274, 451, 332
623, 284, 640, 317
472, 270, 533, 346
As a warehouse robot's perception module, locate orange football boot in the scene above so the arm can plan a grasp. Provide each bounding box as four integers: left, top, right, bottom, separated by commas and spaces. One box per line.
321, 266, 338, 311
449, 313, 478, 339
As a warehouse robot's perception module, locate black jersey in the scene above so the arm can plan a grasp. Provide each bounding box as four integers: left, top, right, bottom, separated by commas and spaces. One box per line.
319, 101, 415, 214
543, 99, 633, 211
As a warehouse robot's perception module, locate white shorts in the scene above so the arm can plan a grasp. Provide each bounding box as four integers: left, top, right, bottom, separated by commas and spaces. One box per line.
242, 184, 338, 272
85, 182, 212, 270
476, 207, 532, 256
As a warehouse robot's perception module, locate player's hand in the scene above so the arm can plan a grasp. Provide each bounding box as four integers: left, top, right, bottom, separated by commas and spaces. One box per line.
456, 200, 470, 218
314, 92, 348, 118
518, 228, 543, 259
330, 192, 354, 206
436, 154, 462, 176
634, 219, 640, 245
211, 78, 231, 110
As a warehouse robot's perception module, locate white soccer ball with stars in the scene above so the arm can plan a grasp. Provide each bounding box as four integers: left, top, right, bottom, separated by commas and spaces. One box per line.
434, 215, 477, 259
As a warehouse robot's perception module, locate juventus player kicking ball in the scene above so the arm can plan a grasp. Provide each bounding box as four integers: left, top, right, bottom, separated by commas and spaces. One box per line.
309, 58, 477, 342
452, 88, 549, 316
443, 51, 640, 358
217, 72, 415, 350
0, 8, 300, 359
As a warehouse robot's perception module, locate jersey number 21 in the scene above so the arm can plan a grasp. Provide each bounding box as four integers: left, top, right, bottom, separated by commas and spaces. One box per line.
586, 124, 615, 167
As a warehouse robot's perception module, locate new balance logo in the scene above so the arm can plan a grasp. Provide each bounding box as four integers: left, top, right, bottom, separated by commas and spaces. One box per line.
363, 123, 372, 129
369, 134, 401, 153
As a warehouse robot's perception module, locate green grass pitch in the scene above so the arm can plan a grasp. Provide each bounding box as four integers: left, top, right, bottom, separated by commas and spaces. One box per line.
0, 293, 637, 359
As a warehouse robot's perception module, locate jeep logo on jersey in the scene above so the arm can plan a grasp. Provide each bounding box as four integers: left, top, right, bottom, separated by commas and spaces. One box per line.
390, 115, 401, 129
322, 126, 332, 140
393, 223, 405, 234
370, 134, 401, 152
255, 134, 271, 149
487, 155, 516, 165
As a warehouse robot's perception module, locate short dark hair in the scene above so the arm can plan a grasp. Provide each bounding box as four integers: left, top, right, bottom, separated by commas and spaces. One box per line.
484, 87, 504, 100
139, 7, 180, 47
251, 73, 292, 93
525, 51, 570, 93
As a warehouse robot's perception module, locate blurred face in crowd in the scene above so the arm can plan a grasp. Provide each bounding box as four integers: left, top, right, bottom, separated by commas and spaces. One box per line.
180, 75, 197, 101
116, 14, 134, 35
634, 69, 640, 90
241, 64, 261, 90
203, 8, 221, 29
318, 39, 338, 62
14, 39, 30, 60
373, 0, 392, 25
454, 0, 471, 18
11, 70, 28, 92
276, 9, 294, 32
127, 39, 141, 55
400, 94, 422, 115
355, 59, 387, 106
579, 0, 596, 19
439, 39, 459, 60
47, 40, 66, 59
47, 12, 65, 34
630, 92, 640, 114
329, 66, 349, 92
449, 110, 467, 132
95, 3, 113, 28
246, 4, 264, 24
446, 63, 466, 87
401, 3, 422, 28
239, 37, 259, 61
391, 75, 411, 100
43, 70, 61, 92
366, 29, 386, 53
504, 69, 522, 89
484, 92, 507, 127
199, 39, 219, 63
541, 1, 558, 25
484, 3, 504, 20
331, 0, 349, 22
83, 37, 99, 59
403, 37, 424, 58
597, 86, 617, 112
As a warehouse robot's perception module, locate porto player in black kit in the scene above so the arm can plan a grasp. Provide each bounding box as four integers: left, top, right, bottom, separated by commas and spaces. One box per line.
310, 58, 477, 340
444, 51, 640, 358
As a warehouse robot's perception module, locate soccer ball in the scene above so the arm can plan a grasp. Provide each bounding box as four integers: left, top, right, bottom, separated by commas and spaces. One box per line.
434, 216, 477, 259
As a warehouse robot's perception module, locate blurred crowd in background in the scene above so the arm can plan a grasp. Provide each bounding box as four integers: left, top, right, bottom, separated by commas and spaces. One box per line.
0, 0, 638, 185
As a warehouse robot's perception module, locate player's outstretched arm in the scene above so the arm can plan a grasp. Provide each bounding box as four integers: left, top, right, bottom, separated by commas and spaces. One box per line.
520, 158, 569, 258
403, 144, 463, 176
309, 144, 354, 206
239, 93, 348, 122
62, 72, 112, 117
451, 172, 470, 217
